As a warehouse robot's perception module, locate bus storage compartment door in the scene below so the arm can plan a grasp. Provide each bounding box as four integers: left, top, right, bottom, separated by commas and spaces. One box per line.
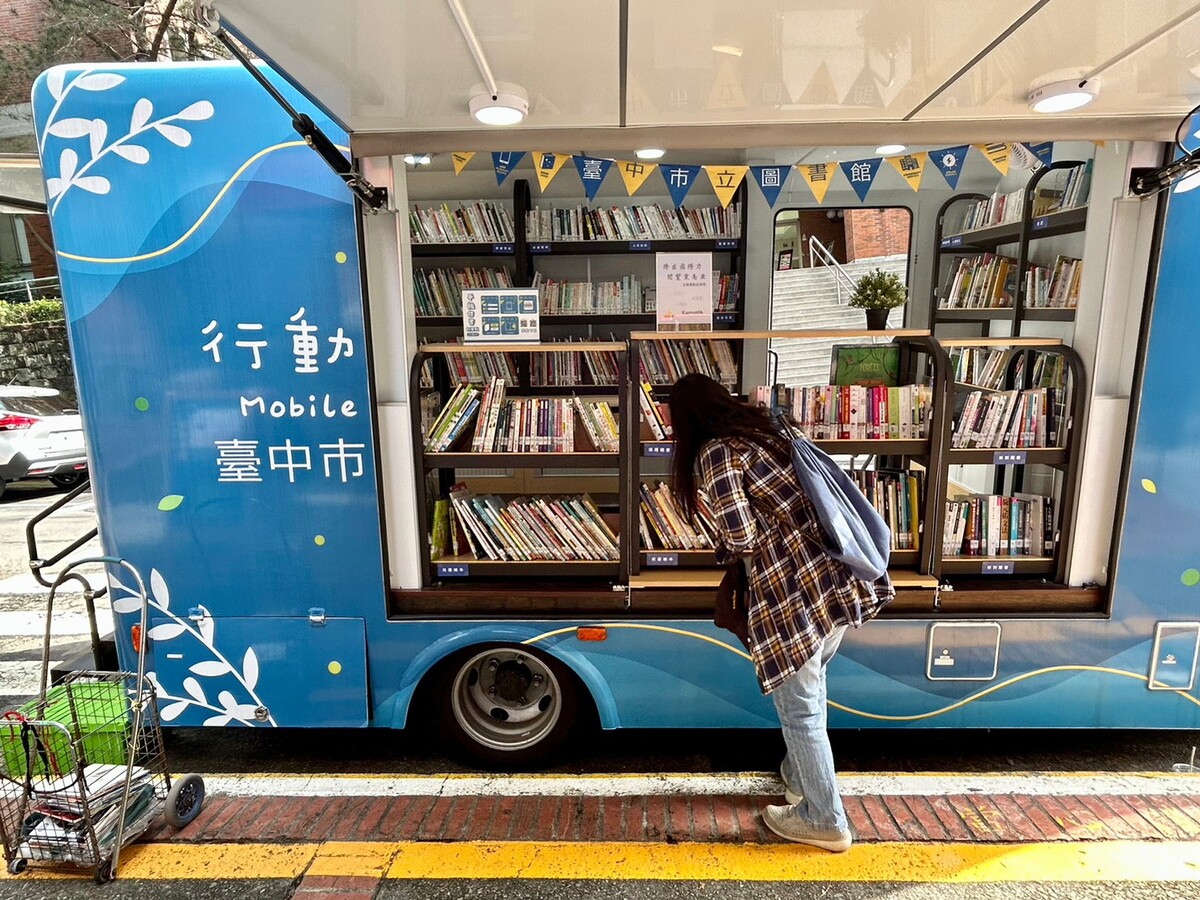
1148, 622, 1200, 691
925, 622, 1002, 681
148, 615, 368, 727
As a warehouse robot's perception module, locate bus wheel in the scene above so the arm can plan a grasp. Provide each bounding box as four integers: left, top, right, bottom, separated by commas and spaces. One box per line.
435, 645, 579, 768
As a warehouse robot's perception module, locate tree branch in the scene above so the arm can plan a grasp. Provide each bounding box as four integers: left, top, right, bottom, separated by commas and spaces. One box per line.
148, 0, 180, 59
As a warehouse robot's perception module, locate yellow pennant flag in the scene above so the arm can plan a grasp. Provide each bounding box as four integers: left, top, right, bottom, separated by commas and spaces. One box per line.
532, 152, 570, 191
703, 165, 749, 208
976, 143, 1011, 176
797, 162, 836, 204
616, 159, 658, 196
451, 152, 475, 175
887, 152, 927, 191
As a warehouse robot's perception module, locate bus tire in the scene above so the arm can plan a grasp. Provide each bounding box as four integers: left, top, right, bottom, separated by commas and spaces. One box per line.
431, 644, 581, 769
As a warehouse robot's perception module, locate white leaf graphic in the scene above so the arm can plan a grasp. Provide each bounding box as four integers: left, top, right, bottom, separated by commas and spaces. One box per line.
113, 144, 150, 164
47, 69, 65, 101
234, 704, 258, 719
74, 73, 125, 92
150, 569, 170, 611
47, 118, 92, 138
1175, 171, 1200, 194
155, 123, 192, 147
199, 616, 215, 644
131, 97, 153, 131
218, 690, 238, 712
111, 596, 142, 614
176, 100, 214, 121
74, 175, 110, 195
161, 700, 190, 721
242, 647, 259, 690
88, 119, 107, 157
190, 660, 231, 677
203, 713, 232, 726
147, 622, 185, 641
183, 677, 206, 704
58, 148, 77, 182
44, 178, 63, 200
145, 671, 161, 689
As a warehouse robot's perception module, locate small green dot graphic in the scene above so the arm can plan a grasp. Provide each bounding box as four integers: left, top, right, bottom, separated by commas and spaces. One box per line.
158, 495, 184, 511
335, 251, 347, 264
1183, 569, 1200, 587
134, 397, 149, 411
314, 535, 326, 546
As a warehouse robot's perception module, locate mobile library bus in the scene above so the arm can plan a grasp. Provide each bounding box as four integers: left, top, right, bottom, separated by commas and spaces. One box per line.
27, 1, 1200, 763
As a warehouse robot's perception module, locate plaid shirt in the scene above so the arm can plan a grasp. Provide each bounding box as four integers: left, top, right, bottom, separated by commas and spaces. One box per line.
699, 437, 894, 694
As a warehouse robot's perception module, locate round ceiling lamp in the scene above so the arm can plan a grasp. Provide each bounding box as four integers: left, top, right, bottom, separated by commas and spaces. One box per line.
876, 144, 906, 155
469, 83, 529, 126
1028, 78, 1098, 114
636, 148, 666, 160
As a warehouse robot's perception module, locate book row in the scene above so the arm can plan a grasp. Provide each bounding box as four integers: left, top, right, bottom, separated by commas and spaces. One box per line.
1025, 256, 1082, 309
436, 487, 620, 561
949, 348, 1067, 392
532, 273, 645, 315
943, 494, 1054, 557
958, 189, 1026, 231
526, 202, 742, 242
638, 340, 738, 387
414, 266, 513, 317
850, 469, 923, 551
952, 388, 1062, 449
940, 253, 1015, 309
754, 384, 935, 441
638, 482, 717, 551
531, 340, 620, 386
410, 201, 517, 244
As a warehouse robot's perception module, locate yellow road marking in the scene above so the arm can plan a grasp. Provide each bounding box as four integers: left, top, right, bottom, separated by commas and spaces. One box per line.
6, 842, 1199, 882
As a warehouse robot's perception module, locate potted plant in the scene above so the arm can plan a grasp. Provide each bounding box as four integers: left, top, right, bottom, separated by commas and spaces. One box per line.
849, 268, 907, 330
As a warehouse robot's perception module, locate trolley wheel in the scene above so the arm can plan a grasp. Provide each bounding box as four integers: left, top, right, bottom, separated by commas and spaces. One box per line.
94, 859, 114, 883
164, 773, 205, 828
431, 644, 582, 769
7, 858, 28, 876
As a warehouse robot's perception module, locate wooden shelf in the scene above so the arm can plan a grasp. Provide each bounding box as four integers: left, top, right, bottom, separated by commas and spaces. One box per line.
639, 439, 930, 458
934, 308, 1015, 321
412, 242, 516, 257
425, 452, 619, 469
432, 556, 620, 578
940, 338, 1063, 348
1023, 308, 1077, 322
630, 329, 931, 341
528, 238, 741, 255
939, 556, 1055, 576
627, 568, 936, 590
640, 549, 719, 567
421, 341, 627, 353
947, 448, 1067, 466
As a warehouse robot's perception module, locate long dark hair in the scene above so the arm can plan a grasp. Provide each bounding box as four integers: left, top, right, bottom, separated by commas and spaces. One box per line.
668, 373, 790, 518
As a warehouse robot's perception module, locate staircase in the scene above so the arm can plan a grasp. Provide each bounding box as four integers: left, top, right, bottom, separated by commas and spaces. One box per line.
769, 255, 908, 386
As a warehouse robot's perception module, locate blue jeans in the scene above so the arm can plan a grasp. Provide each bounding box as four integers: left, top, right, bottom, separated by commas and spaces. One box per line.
772, 624, 848, 832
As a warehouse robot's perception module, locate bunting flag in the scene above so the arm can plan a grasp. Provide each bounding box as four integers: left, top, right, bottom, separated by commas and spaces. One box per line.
797, 162, 836, 204
1024, 142, 1054, 165
1010, 142, 1044, 171
616, 159, 658, 196
533, 151, 569, 191
661, 164, 702, 207
706, 59, 748, 110
703, 164, 749, 208
976, 142, 1011, 176
750, 165, 792, 208
573, 155, 614, 201
492, 151, 526, 185
840, 157, 882, 203
886, 152, 927, 192
451, 151, 476, 175
930, 145, 970, 189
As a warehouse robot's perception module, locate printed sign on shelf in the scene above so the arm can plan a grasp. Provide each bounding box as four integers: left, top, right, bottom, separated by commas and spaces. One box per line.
655, 252, 713, 332
462, 288, 541, 342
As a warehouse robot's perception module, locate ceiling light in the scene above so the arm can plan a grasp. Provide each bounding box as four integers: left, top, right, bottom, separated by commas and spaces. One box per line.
403, 154, 432, 166
1028, 78, 1098, 114
876, 144, 906, 155
636, 148, 666, 160
469, 83, 529, 126
712, 45, 743, 57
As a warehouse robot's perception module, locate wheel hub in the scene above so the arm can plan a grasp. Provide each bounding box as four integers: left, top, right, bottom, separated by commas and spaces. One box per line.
450, 648, 562, 752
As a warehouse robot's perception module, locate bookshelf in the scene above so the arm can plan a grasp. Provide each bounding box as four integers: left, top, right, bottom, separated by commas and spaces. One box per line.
625, 329, 951, 578
929, 161, 1090, 334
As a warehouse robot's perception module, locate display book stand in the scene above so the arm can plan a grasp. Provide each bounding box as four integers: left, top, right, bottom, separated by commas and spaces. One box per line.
929, 160, 1089, 334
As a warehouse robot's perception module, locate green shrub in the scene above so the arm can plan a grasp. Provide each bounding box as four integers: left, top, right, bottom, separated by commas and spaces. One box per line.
0, 298, 65, 325
848, 269, 908, 311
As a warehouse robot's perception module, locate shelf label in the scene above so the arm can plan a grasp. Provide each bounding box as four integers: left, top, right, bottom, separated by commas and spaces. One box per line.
713, 311, 736, 325
942, 235, 963, 248
644, 442, 674, 458
491, 243, 515, 254
645, 552, 679, 567
980, 561, 1015, 575
436, 562, 470, 577
993, 450, 1027, 465
715, 238, 739, 250
530, 242, 551, 254
630, 241, 652, 252
1033, 217, 1049, 230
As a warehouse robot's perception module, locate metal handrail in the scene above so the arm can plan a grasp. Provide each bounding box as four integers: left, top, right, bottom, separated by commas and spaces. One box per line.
0, 275, 61, 302
806, 236, 857, 305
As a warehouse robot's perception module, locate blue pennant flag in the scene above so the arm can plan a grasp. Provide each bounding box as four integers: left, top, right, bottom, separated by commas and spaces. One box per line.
492, 151, 526, 185
573, 155, 614, 201
750, 165, 792, 208
931, 145, 970, 189
1024, 142, 1054, 164
839, 157, 882, 203
661, 164, 702, 207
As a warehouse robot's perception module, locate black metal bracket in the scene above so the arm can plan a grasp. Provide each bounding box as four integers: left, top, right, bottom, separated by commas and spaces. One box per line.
1130, 152, 1200, 197
202, 16, 388, 211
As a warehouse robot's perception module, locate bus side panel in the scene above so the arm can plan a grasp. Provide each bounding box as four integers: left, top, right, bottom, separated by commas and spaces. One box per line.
32, 63, 386, 728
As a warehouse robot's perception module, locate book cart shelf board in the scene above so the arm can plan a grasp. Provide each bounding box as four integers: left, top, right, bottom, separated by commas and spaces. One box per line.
930, 161, 1089, 335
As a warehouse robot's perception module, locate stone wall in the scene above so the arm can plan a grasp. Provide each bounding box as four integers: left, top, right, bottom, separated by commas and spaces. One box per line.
0, 318, 76, 403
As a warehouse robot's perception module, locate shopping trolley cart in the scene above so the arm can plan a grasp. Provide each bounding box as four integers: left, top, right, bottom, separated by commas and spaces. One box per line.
1, 558, 204, 883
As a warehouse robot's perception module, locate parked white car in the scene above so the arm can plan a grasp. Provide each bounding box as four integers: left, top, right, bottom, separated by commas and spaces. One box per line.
0, 386, 88, 499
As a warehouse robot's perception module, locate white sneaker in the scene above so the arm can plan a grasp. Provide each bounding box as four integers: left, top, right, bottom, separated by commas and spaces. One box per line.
762, 804, 853, 852
780, 764, 803, 806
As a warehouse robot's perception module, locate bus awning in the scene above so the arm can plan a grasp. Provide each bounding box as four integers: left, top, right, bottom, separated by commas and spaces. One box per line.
0, 156, 46, 214
207, 0, 1199, 155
